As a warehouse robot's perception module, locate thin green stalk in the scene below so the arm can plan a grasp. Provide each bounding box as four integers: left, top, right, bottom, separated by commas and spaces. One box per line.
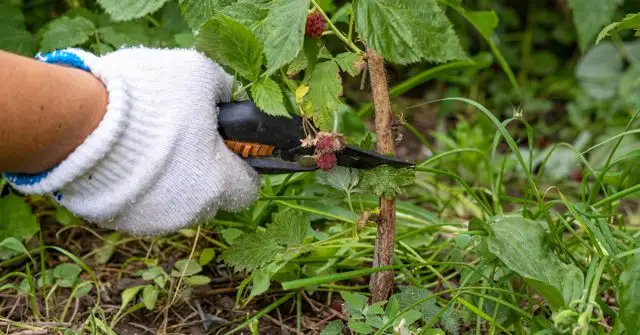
588, 110, 640, 204
415, 166, 492, 215
579, 259, 606, 335
593, 183, 640, 208
274, 200, 354, 223
357, 59, 478, 117
347, 2, 356, 41
436, 0, 521, 94
224, 292, 296, 335
403, 121, 432, 151
311, 0, 362, 54
145, 15, 161, 27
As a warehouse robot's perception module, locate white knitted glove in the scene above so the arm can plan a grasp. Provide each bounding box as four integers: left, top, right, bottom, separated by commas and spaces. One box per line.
4, 47, 260, 236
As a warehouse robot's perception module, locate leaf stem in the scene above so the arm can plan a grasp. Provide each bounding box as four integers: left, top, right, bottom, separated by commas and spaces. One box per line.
347, 3, 356, 42
366, 48, 397, 302
310, 0, 363, 54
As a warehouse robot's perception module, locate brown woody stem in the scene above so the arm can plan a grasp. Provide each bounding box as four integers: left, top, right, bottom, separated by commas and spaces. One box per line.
366, 48, 396, 302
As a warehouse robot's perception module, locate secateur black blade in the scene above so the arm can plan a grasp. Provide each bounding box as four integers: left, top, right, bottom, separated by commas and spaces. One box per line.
338, 145, 415, 170
217, 101, 414, 174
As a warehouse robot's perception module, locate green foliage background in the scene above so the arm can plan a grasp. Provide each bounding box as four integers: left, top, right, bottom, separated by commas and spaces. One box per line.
2, 0, 640, 334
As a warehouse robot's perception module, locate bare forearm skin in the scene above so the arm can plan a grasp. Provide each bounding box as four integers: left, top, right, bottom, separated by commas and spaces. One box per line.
0, 50, 107, 174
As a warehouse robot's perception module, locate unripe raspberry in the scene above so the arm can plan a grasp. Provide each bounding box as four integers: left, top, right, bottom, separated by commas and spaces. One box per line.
305, 11, 325, 38
316, 152, 337, 171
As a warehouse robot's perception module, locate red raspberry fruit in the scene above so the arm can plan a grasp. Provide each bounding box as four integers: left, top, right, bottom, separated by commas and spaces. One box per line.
316, 152, 337, 171
569, 168, 582, 182
315, 135, 334, 153
305, 11, 325, 38
315, 132, 345, 154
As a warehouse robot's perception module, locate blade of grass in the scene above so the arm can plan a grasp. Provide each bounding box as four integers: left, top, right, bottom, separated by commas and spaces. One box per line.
224, 292, 296, 335
357, 59, 479, 117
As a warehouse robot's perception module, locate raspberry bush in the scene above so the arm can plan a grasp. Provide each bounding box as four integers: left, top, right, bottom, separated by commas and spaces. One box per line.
2, 0, 640, 334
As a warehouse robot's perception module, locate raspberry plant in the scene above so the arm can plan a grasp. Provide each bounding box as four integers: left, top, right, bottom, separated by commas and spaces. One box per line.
185, 0, 475, 303
4, 0, 640, 334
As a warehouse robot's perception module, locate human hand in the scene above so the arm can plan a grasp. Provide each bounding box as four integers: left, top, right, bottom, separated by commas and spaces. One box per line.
4, 47, 260, 236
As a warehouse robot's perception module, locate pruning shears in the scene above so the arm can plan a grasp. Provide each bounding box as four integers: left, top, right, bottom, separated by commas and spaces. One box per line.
217, 101, 414, 174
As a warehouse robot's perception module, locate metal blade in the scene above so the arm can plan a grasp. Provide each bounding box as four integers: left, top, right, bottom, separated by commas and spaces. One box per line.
336, 145, 414, 169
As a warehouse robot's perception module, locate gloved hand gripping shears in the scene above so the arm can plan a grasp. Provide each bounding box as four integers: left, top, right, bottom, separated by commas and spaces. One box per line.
217, 101, 414, 174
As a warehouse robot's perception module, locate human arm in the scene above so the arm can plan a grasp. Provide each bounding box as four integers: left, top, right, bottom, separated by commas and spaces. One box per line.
0, 50, 107, 173
1, 48, 260, 236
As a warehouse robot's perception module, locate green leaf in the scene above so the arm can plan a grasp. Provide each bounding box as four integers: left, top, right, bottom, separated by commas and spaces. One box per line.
97, 0, 169, 21
120, 285, 144, 309
250, 76, 289, 117
359, 166, 415, 198
486, 216, 584, 311
250, 267, 271, 297
464, 11, 499, 40
199, 248, 216, 266
195, 14, 263, 81
366, 301, 385, 315
142, 285, 158, 310
0, 23, 35, 56
90, 316, 118, 335
334, 52, 364, 77
95, 232, 121, 264
354, 0, 466, 64
0, 237, 30, 259
597, 13, 640, 44
575, 41, 622, 100
220, 231, 284, 272
307, 60, 343, 131
0, 194, 39, 241
184, 275, 211, 286
172, 259, 202, 277
317, 166, 360, 195
174, 32, 194, 47
616, 253, 640, 331
179, 0, 223, 30
385, 296, 400, 318
39, 16, 95, 53
320, 320, 344, 335
568, 0, 623, 51
267, 209, 310, 246
341, 291, 368, 314
221, 228, 244, 245
220, 0, 270, 29
37, 269, 54, 288
618, 253, 640, 332
142, 266, 164, 281
260, 0, 310, 73
161, 0, 189, 33
348, 320, 373, 334
394, 286, 439, 324
97, 24, 149, 48
53, 263, 82, 288
73, 282, 92, 298
0, 3, 24, 27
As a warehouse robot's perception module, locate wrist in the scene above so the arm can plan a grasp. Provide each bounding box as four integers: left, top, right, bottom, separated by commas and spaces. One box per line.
33, 66, 108, 173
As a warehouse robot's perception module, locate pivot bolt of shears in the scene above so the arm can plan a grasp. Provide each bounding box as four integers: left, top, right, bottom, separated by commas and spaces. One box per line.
297, 155, 317, 167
